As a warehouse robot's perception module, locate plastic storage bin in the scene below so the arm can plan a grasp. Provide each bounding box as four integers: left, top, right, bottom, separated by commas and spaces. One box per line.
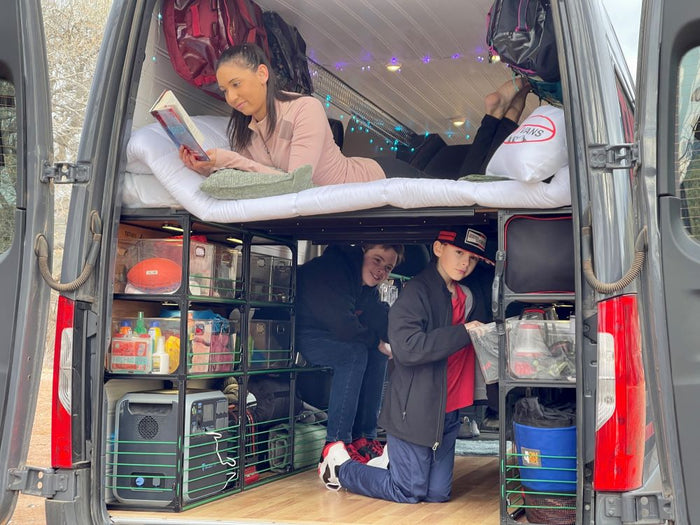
249, 253, 272, 301
114, 237, 214, 296
270, 257, 293, 302
249, 320, 292, 369
108, 316, 181, 374
189, 316, 238, 375
248, 253, 293, 302
506, 318, 575, 380
211, 245, 242, 299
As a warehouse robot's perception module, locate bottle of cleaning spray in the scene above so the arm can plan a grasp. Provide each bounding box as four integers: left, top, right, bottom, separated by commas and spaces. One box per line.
148, 321, 168, 374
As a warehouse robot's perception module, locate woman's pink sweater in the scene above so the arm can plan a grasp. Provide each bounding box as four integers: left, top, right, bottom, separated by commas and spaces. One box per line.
215, 95, 385, 186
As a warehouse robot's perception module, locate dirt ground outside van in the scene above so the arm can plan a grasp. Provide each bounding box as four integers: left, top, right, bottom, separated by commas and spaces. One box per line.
9, 364, 52, 524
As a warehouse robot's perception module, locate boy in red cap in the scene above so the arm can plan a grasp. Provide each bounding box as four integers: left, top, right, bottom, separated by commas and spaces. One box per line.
318, 226, 493, 502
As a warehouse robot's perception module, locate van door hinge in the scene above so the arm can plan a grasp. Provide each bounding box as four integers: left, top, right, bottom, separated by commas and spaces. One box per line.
7, 467, 72, 498
589, 143, 638, 170
601, 492, 674, 523
41, 161, 91, 183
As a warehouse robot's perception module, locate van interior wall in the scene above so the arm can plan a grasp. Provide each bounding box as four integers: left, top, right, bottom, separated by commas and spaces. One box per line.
132, 4, 409, 163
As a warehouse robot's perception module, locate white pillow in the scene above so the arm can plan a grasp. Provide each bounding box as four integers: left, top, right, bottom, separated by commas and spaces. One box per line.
126, 115, 230, 174
485, 105, 567, 183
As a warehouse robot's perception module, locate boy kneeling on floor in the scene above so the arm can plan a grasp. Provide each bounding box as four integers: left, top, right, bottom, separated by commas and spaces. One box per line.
318, 226, 492, 502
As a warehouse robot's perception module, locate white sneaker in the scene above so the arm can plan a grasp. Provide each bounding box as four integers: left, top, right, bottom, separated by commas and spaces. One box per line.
366, 442, 390, 469
318, 442, 351, 491
469, 419, 480, 438
458, 416, 481, 439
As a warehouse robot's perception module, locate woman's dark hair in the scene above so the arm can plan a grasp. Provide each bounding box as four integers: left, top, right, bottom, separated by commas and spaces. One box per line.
216, 43, 298, 151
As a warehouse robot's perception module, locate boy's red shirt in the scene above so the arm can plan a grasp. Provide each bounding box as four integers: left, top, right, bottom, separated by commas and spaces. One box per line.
445, 284, 475, 412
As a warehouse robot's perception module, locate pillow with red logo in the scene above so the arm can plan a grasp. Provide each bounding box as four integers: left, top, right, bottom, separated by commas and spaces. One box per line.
485, 105, 567, 183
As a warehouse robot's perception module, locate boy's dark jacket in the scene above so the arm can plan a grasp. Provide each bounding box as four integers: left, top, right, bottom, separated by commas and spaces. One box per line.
295, 244, 388, 347
379, 261, 491, 448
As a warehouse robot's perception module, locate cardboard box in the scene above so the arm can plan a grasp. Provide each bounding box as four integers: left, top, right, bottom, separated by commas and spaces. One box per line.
108, 337, 152, 374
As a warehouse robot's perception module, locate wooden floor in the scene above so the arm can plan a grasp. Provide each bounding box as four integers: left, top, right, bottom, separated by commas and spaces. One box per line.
110, 455, 501, 524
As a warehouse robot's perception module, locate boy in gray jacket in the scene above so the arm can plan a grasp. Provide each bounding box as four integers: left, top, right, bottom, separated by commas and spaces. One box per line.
318, 226, 492, 502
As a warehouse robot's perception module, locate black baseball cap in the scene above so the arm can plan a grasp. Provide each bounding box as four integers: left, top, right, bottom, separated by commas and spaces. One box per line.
436, 227, 494, 265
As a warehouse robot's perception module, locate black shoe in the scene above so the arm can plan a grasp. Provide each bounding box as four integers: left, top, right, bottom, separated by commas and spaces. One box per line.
481, 410, 499, 433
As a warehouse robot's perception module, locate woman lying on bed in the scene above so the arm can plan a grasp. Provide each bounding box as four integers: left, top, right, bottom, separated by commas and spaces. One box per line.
180, 42, 539, 186
179, 43, 394, 186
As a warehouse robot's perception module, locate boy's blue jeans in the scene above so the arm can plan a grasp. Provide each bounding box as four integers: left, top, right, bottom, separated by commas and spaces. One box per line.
338, 410, 462, 503
295, 328, 387, 443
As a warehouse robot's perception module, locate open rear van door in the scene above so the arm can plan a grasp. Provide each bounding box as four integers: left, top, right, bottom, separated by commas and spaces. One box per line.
0, 0, 55, 522
636, 0, 700, 523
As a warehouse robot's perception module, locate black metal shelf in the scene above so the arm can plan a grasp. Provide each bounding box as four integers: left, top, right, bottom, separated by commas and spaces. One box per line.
501, 379, 576, 389
106, 215, 310, 512
496, 209, 578, 525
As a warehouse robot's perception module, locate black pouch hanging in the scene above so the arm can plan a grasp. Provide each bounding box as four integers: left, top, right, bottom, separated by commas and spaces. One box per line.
504, 214, 575, 294
486, 0, 560, 83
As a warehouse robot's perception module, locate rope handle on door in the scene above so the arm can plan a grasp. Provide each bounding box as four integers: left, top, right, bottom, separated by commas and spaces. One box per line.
34, 210, 102, 292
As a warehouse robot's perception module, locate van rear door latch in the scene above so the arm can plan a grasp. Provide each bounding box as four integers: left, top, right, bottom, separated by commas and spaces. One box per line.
589, 143, 639, 170
41, 161, 91, 183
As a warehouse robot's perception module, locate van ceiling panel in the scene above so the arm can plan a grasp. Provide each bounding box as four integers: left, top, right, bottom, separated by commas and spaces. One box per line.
255, 0, 540, 145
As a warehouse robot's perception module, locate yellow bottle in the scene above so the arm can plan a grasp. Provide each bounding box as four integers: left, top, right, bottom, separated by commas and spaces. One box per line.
164, 336, 180, 373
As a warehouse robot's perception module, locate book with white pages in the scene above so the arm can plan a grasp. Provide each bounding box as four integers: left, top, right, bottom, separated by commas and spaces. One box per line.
149, 89, 210, 161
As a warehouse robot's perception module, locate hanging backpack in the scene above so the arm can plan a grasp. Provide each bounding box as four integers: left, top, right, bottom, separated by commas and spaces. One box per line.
162, 0, 269, 91
486, 0, 560, 83
228, 0, 269, 57
262, 11, 314, 95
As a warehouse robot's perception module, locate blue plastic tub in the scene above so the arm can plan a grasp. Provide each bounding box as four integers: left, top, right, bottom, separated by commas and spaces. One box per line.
513, 422, 576, 493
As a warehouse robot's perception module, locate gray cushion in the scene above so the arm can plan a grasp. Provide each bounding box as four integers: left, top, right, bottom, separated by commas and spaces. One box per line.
200, 164, 314, 200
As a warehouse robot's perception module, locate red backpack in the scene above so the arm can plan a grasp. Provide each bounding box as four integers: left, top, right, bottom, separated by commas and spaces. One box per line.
162, 0, 269, 91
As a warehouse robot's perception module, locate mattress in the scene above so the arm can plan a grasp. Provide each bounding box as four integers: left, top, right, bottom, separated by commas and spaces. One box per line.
123, 116, 572, 223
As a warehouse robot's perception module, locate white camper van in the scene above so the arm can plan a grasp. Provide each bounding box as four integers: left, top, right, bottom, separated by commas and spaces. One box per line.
1, 0, 699, 523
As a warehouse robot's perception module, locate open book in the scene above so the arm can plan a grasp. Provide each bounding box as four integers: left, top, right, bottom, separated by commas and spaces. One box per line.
149, 89, 210, 161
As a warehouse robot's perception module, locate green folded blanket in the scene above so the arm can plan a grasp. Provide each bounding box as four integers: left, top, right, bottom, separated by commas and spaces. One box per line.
458, 173, 512, 182
199, 164, 315, 200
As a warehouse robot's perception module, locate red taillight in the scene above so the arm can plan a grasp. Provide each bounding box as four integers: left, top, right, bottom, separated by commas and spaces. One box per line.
593, 294, 645, 491
52, 295, 74, 468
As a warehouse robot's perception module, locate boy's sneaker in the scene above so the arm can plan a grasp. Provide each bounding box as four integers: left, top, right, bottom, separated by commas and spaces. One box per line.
458, 416, 481, 439
318, 442, 351, 491
345, 441, 369, 463
366, 442, 390, 469
352, 437, 385, 462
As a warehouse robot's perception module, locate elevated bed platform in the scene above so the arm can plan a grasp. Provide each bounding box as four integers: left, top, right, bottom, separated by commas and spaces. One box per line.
122, 116, 571, 225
